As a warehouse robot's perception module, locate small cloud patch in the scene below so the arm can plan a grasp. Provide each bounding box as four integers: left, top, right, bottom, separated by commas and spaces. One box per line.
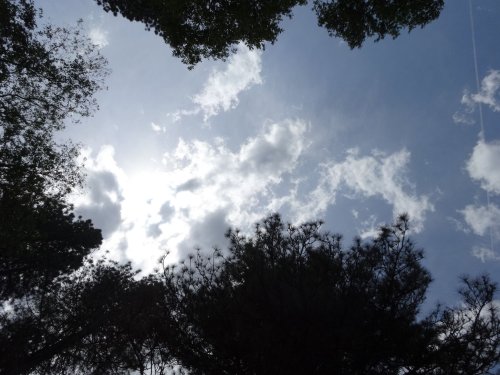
89, 27, 109, 49
467, 140, 500, 195
166, 44, 262, 123
454, 70, 500, 124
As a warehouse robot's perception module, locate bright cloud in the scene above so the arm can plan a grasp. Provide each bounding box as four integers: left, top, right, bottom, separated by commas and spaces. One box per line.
274, 148, 434, 233
193, 44, 262, 120
463, 202, 500, 263
151, 122, 164, 133
76, 124, 434, 271
78, 119, 308, 272
322, 148, 433, 232
472, 246, 500, 263
89, 27, 109, 49
461, 203, 500, 238
466, 140, 500, 195
454, 70, 500, 124
469, 70, 500, 112
166, 44, 262, 124
71, 146, 125, 238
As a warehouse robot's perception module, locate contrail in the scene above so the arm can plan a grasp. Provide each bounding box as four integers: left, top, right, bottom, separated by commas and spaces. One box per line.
468, 0, 494, 254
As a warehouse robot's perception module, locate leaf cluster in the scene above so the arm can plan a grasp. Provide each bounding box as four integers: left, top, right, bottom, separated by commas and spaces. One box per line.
96, 0, 306, 67
0, 259, 174, 375
95, 0, 444, 67
0, 0, 108, 199
161, 214, 500, 375
2, 213, 499, 375
0, 2, 113, 373
313, 0, 444, 48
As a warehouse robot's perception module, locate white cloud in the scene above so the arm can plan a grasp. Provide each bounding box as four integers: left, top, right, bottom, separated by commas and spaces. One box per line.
71, 146, 125, 239
461, 202, 500, 264
89, 27, 109, 49
358, 214, 384, 239
470, 70, 500, 112
275, 148, 434, 232
472, 246, 500, 263
151, 122, 164, 133
452, 111, 475, 125
167, 44, 262, 123
193, 44, 262, 120
327, 148, 433, 232
78, 120, 308, 272
461, 203, 500, 238
456, 72, 500, 257
466, 140, 500, 195
76, 127, 435, 271
454, 70, 500, 124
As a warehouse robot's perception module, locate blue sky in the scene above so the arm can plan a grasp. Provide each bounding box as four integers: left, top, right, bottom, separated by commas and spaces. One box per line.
39, 0, 500, 305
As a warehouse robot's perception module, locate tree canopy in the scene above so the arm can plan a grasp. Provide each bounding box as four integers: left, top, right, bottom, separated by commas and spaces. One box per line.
0, 0, 108, 199
2, 206, 500, 374
0, 0, 108, 299
0, 1, 112, 373
159, 214, 500, 375
1, 1, 499, 374
95, 0, 444, 67
0, 259, 173, 374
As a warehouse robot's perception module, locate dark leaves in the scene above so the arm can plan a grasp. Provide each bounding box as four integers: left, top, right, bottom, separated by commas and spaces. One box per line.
95, 0, 443, 67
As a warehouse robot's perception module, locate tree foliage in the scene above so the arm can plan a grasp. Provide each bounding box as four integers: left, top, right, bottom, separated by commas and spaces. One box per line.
312, 0, 444, 48
0, 0, 108, 198
95, 0, 444, 67
0, 0, 108, 300
0, 259, 172, 375
160, 214, 500, 375
0, 2, 111, 373
0, 193, 102, 301
2, 213, 499, 374
0, 1, 497, 374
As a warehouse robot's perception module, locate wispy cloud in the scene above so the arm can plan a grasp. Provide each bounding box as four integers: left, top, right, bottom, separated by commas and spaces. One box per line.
78, 126, 435, 270
79, 120, 308, 272
71, 146, 125, 239
272, 148, 434, 233
460, 140, 500, 250
151, 122, 165, 133
89, 27, 109, 49
193, 44, 262, 121
462, 203, 500, 238
466, 140, 500, 195
164, 44, 262, 126
454, 70, 500, 124
452, 111, 475, 125
472, 246, 500, 263
323, 148, 433, 233
468, 70, 500, 112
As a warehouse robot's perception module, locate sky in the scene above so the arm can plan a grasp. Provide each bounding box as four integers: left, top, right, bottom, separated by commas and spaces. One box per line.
38, 0, 500, 306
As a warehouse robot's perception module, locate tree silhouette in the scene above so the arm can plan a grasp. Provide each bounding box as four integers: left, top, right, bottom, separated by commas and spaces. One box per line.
313, 0, 444, 48
0, 193, 102, 301
0, 0, 108, 299
0, 0, 108, 199
0, 2, 114, 373
2, 212, 498, 374
0, 259, 174, 374
160, 214, 500, 375
95, 0, 444, 67
1, 2, 497, 374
